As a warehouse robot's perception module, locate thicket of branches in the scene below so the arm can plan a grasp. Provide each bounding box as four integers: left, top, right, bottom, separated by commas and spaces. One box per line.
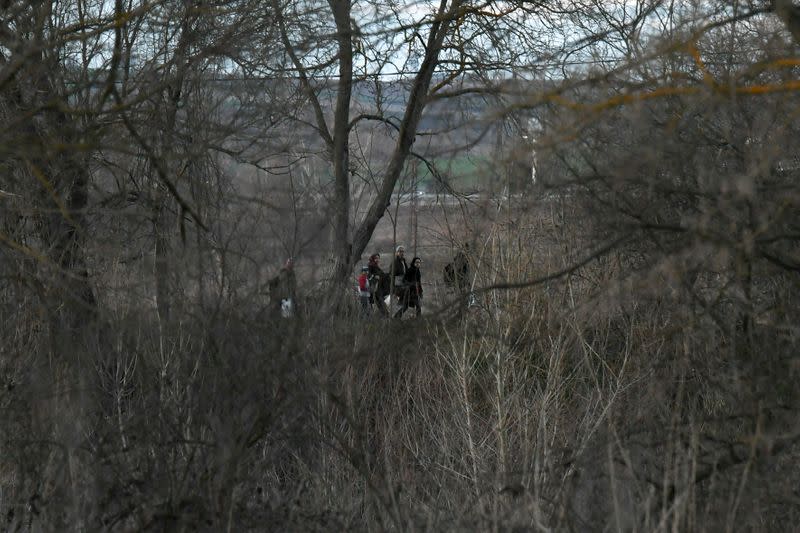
1, 0, 800, 530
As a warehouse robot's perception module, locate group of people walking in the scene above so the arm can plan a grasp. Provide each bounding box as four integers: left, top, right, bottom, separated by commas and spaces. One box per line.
358, 245, 423, 318
267, 243, 471, 320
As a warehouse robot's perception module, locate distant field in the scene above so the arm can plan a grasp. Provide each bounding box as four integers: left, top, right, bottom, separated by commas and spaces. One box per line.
415, 155, 489, 192
352, 194, 565, 310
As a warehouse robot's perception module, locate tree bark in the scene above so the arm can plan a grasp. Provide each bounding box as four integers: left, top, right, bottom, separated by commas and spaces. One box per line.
349, 0, 462, 267
328, 0, 355, 286
24, 45, 97, 333
273, 0, 463, 292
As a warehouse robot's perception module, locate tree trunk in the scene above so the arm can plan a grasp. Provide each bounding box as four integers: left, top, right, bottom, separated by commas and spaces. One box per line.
349, 0, 461, 267
32, 68, 97, 334
154, 204, 173, 324
328, 0, 355, 289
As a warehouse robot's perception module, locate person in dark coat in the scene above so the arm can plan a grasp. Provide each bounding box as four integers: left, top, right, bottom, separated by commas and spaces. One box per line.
391, 245, 409, 318
453, 243, 470, 292
367, 253, 389, 317
268, 258, 296, 318
403, 256, 423, 317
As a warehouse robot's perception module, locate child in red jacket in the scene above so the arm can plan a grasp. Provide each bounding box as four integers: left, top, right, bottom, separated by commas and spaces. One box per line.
357, 266, 371, 316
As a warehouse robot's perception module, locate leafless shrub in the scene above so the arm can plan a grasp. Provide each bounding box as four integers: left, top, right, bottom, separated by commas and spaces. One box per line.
3, 0, 800, 530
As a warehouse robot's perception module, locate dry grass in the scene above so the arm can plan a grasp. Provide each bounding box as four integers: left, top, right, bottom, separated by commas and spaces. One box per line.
1, 193, 799, 531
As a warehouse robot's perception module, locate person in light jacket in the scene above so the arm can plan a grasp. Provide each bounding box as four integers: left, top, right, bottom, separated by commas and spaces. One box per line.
391, 245, 408, 318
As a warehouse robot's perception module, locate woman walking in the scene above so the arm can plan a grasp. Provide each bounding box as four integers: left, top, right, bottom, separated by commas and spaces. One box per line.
402, 256, 423, 318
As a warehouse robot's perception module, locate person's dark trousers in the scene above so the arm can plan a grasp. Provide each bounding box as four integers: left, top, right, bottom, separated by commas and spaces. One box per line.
374, 290, 389, 316
394, 288, 410, 318
360, 296, 371, 316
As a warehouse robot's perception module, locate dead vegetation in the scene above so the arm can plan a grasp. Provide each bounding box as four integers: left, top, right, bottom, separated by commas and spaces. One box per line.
3, 0, 800, 530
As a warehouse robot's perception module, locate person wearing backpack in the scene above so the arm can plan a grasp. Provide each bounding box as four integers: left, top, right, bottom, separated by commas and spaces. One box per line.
367, 253, 389, 317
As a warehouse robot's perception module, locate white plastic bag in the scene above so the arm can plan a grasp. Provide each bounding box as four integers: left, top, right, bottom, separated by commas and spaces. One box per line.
280, 298, 293, 318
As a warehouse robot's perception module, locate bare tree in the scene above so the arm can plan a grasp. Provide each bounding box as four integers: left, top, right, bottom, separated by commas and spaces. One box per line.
3, 0, 800, 530
0, 1, 104, 340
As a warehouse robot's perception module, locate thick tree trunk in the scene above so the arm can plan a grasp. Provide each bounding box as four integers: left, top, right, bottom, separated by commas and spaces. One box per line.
774, 0, 800, 44
276, 0, 461, 294
328, 0, 355, 289
154, 204, 173, 324
151, 27, 189, 326
55, 155, 97, 329
34, 77, 97, 334
349, 0, 461, 266
1, 33, 97, 334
